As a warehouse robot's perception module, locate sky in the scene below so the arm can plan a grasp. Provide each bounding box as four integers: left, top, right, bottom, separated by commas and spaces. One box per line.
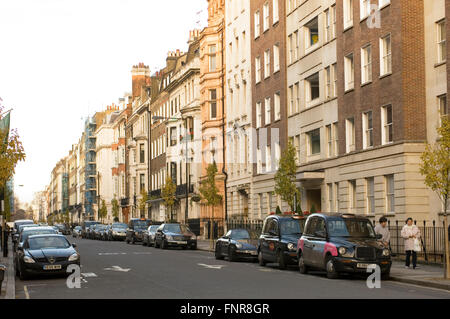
0, 0, 208, 204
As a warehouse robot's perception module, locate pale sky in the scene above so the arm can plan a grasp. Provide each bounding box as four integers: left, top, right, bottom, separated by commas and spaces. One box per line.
0, 0, 208, 204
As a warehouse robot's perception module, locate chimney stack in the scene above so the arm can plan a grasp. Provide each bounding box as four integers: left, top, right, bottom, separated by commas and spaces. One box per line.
131, 63, 150, 100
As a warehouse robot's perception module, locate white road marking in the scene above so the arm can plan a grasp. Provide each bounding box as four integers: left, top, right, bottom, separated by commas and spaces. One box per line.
104, 265, 131, 272
24, 285, 30, 299
133, 252, 152, 255
98, 253, 127, 256
81, 273, 97, 278
198, 263, 226, 270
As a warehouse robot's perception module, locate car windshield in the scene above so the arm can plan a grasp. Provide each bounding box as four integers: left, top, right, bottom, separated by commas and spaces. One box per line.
164, 224, 190, 233
28, 237, 71, 250
231, 229, 250, 239
97, 225, 106, 230
133, 220, 149, 228
22, 229, 57, 242
149, 226, 159, 232
112, 223, 127, 229
75, 226, 82, 230
280, 219, 303, 235
327, 219, 376, 238
19, 224, 37, 233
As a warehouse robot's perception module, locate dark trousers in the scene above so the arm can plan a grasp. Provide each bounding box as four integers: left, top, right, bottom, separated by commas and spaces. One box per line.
405, 250, 417, 268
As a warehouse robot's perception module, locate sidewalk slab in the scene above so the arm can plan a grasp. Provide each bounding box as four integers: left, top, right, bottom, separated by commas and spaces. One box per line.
0, 239, 15, 299
197, 240, 215, 252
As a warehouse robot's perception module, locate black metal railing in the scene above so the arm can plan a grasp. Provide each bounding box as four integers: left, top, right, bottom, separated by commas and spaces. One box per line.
373, 220, 448, 264
120, 197, 129, 207
226, 219, 264, 240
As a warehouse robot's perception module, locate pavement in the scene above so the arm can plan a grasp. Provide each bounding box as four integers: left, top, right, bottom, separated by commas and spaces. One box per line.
0, 237, 15, 299
197, 239, 450, 291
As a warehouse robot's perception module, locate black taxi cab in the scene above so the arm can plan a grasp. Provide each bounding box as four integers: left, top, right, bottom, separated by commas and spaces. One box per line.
297, 213, 392, 279
257, 213, 306, 269
126, 218, 151, 244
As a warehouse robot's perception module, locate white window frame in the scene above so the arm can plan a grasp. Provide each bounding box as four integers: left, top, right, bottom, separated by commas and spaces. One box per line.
304, 17, 319, 51
361, 44, 372, 84
263, 2, 270, 32
344, 0, 353, 29
274, 92, 281, 121
344, 53, 354, 91
254, 11, 261, 38
273, 43, 280, 72
437, 20, 446, 63
273, 0, 279, 24
256, 102, 262, 128
385, 174, 395, 214
346, 118, 355, 153
264, 49, 271, 78
381, 105, 393, 145
255, 56, 261, 83
380, 34, 392, 76
360, 0, 371, 20
265, 97, 271, 125
362, 111, 373, 149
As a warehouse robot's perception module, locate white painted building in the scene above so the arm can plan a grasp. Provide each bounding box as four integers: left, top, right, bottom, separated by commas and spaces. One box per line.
225, 0, 253, 220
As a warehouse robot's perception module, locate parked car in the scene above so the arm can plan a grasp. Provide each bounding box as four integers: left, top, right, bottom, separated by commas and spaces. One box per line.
107, 223, 128, 241
13, 224, 38, 246
12, 220, 34, 237
81, 221, 101, 239
15, 227, 58, 268
126, 219, 151, 244
143, 225, 160, 247
154, 223, 197, 250
215, 229, 258, 262
15, 234, 80, 280
72, 226, 82, 238
257, 214, 306, 269
51, 226, 62, 235
91, 224, 104, 240
297, 213, 392, 279
55, 224, 70, 235
94, 225, 109, 241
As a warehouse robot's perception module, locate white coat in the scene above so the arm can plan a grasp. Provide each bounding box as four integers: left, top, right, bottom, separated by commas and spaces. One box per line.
401, 224, 421, 251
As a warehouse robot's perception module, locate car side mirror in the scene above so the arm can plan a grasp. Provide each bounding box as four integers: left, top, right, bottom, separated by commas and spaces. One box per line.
376, 234, 383, 240
223, 236, 229, 240
269, 231, 278, 237
17, 246, 24, 252
72, 243, 77, 248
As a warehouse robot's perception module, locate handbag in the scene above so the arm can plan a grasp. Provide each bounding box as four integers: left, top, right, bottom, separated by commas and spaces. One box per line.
413, 237, 422, 252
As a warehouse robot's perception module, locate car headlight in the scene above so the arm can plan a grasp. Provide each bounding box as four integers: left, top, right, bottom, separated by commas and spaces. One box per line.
236, 243, 243, 249
382, 249, 390, 257
338, 247, 347, 256
166, 235, 173, 241
23, 256, 35, 264
68, 253, 79, 262
287, 243, 295, 251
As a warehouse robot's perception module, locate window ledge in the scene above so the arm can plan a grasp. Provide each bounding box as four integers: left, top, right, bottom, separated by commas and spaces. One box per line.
344, 88, 355, 94
379, 72, 392, 80
434, 61, 446, 68
304, 44, 321, 57
360, 16, 369, 23
361, 81, 372, 88
379, 3, 391, 11
343, 24, 353, 32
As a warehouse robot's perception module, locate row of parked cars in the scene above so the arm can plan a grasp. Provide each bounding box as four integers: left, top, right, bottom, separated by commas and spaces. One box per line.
11, 220, 80, 280
77, 218, 198, 250
215, 213, 392, 280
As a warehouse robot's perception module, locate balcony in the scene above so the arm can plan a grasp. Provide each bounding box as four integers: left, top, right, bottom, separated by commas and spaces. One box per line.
149, 189, 161, 198
120, 197, 129, 207
176, 184, 194, 196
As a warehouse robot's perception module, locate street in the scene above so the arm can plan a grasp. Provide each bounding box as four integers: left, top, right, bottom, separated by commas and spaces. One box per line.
14, 237, 450, 299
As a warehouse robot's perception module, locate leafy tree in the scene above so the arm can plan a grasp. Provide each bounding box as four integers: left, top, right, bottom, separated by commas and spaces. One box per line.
274, 142, 300, 211
139, 189, 149, 218
0, 105, 25, 225
98, 199, 108, 223
199, 163, 222, 242
111, 197, 120, 220
275, 206, 282, 215
162, 175, 177, 222
420, 116, 450, 279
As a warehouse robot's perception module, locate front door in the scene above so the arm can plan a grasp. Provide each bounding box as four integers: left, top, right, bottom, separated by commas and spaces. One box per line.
307, 189, 321, 213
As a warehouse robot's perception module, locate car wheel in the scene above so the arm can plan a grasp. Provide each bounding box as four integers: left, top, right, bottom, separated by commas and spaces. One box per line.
277, 250, 287, 270
154, 240, 159, 248
161, 240, 167, 250
126, 238, 130, 244
325, 256, 339, 279
215, 245, 224, 260
190, 244, 197, 250
228, 246, 237, 262
19, 266, 28, 281
131, 237, 135, 245
298, 254, 308, 274
258, 250, 266, 266
143, 239, 147, 246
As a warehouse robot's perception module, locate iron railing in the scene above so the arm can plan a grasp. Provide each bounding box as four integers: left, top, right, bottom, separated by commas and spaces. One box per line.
226, 219, 264, 240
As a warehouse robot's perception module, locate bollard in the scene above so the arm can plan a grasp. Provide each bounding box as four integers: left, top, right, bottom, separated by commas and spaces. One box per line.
0, 264, 6, 296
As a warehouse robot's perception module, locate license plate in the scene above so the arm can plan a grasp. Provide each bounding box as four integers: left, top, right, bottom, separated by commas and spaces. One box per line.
176, 241, 188, 245
250, 251, 258, 256
357, 263, 371, 269
43, 265, 62, 270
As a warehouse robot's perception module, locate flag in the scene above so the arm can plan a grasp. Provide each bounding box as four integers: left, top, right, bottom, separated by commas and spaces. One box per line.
0, 111, 11, 143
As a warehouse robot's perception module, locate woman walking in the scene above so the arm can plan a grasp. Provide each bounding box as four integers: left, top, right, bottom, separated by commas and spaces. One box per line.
401, 218, 421, 269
